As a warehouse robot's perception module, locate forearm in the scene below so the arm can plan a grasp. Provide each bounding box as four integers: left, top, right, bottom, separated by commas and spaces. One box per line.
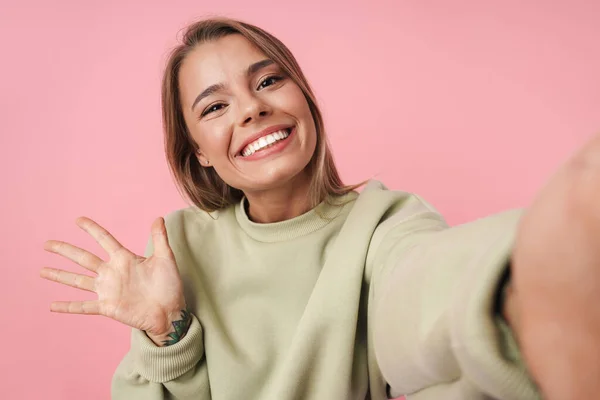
373, 209, 540, 399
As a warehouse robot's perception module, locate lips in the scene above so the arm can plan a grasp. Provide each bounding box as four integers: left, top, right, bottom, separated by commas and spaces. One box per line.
235, 124, 294, 157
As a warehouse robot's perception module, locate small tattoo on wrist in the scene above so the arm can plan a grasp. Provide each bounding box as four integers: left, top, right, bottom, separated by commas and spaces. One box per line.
162, 308, 192, 346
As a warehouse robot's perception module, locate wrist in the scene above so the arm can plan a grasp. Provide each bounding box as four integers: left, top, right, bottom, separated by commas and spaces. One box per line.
495, 261, 517, 325
502, 283, 518, 328
499, 263, 519, 332
146, 308, 192, 347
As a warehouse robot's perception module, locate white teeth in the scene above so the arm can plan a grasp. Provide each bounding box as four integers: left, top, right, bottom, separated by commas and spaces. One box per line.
241, 129, 290, 157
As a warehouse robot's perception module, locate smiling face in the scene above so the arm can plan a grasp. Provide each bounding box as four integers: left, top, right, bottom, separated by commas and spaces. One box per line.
178, 34, 317, 194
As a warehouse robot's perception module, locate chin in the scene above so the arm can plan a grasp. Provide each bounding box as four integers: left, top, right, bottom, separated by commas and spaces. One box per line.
230, 159, 312, 194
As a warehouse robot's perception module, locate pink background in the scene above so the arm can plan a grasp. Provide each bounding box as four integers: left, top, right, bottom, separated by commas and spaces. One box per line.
2, 0, 598, 399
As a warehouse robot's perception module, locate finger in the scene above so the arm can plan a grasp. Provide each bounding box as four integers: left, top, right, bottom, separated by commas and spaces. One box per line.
40, 267, 96, 292
151, 217, 174, 259
43, 240, 102, 273
50, 300, 100, 315
76, 217, 124, 255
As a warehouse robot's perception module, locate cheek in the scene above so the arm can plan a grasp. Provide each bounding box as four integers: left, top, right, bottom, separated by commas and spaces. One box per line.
274, 85, 311, 117
194, 124, 232, 154
289, 91, 317, 138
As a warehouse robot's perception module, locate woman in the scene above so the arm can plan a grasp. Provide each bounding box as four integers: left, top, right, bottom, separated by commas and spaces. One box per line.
40, 18, 600, 400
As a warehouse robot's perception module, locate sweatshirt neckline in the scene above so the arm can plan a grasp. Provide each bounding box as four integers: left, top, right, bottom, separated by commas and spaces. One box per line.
234, 192, 357, 243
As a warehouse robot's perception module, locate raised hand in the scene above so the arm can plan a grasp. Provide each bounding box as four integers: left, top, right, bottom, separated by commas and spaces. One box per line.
510, 133, 600, 399
40, 217, 189, 346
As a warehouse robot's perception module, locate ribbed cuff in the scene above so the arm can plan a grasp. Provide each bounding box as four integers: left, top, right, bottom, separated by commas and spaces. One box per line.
131, 314, 204, 383
451, 211, 540, 399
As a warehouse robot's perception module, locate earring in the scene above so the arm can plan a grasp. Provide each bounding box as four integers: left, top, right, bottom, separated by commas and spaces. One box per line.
196, 149, 208, 165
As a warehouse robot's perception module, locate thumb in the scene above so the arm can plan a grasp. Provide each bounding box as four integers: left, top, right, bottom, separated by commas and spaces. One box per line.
151, 217, 174, 259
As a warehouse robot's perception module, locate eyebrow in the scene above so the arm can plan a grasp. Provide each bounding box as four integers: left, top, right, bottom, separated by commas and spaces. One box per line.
190, 59, 276, 111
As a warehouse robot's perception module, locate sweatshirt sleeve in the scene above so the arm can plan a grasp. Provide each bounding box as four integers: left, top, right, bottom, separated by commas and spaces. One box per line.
111, 316, 210, 399
110, 234, 211, 400
368, 195, 540, 400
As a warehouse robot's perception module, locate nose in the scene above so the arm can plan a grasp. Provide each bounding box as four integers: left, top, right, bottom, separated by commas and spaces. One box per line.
236, 92, 272, 126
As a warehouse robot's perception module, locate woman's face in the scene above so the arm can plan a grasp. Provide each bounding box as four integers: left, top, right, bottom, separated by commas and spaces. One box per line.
178, 34, 317, 193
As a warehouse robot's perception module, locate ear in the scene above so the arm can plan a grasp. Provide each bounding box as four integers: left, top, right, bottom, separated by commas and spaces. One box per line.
195, 150, 211, 167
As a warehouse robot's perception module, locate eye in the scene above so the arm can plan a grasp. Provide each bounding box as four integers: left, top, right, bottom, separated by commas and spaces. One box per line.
201, 103, 226, 117
257, 75, 283, 90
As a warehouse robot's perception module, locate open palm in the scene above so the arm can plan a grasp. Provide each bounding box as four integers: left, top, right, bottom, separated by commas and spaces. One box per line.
40, 217, 186, 338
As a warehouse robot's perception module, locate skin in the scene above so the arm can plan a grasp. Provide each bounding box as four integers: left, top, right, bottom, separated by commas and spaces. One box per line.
39, 34, 600, 398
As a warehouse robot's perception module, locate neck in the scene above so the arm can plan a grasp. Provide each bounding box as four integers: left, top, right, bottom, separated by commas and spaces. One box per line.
244, 172, 315, 223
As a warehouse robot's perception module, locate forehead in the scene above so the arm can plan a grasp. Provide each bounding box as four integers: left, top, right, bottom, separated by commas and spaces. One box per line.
180, 34, 268, 84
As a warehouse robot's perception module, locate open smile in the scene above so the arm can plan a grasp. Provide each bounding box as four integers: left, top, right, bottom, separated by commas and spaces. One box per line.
236, 126, 295, 159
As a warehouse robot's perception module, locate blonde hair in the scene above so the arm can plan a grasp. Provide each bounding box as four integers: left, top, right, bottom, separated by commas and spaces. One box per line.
162, 18, 360, 212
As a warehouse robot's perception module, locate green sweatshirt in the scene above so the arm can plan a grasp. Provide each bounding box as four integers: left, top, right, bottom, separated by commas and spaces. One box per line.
111, 181, 540, 399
